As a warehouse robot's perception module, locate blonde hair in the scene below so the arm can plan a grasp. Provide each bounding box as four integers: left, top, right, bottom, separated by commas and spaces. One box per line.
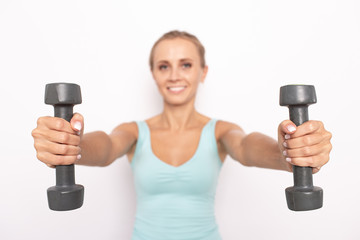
149, 30, 206, 70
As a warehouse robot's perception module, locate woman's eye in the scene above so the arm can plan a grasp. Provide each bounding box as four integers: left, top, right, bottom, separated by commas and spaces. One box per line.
159, 65, 168, 70
183, 63, 192, 68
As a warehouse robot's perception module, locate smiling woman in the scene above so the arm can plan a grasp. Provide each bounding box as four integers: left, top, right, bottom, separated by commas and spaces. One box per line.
32, 30, 332, 240
150, 37, 208, 107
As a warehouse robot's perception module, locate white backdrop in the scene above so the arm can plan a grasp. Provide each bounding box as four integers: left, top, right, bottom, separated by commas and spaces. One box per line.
0, 0, 359, 239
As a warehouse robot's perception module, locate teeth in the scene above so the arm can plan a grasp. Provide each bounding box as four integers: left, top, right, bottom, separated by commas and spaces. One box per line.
168, 86, 185, 91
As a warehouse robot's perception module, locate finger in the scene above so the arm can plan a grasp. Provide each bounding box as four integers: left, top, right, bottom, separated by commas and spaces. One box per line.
47, 129, 81, 145
278, 120, 297, 136
278, 120, 297, 146
285, 153, 330, 168
284, 132, 331, 149
46, 163, 56, 168
36, 151, 81, 166
37, 116, 76, 134
313, 167, 321, 174
33, 129, 81, 145
35, 139, 81, 156
289, 120, 323, 138
70, 113, 84, 136
284, 143, 327, 158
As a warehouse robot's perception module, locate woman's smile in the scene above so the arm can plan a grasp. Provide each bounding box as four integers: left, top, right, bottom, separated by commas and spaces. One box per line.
167, 86, 187, 94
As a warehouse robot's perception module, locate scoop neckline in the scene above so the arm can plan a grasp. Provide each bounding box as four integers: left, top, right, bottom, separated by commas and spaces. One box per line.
143, 119, 213, 168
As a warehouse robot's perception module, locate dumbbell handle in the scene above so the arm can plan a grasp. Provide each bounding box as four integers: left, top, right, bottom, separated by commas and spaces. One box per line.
53, 105, 76, 186
55, 104, 74, 122
288, 105, 313, 188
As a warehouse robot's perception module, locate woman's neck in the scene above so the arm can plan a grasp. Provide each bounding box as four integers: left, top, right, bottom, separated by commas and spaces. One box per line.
159, 101, 202, 131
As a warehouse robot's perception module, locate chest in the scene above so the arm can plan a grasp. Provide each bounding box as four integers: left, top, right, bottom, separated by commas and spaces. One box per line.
150, 129, 202, 167
131, 126, 222, 196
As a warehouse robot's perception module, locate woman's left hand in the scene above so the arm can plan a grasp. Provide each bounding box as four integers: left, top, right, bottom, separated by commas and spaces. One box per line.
278, 120, 332, 173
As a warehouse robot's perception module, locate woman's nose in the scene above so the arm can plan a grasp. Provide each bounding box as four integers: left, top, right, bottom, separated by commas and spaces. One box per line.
169, 68, 181, 81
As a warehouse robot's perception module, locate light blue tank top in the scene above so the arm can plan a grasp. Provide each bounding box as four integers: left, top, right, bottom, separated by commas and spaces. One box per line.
130, 119, 223, 240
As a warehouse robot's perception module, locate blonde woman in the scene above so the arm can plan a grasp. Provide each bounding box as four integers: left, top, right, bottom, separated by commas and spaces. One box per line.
32, 31, 332, 240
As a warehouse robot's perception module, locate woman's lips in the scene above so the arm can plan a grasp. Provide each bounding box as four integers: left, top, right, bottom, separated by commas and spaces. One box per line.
167, 86, 186, 93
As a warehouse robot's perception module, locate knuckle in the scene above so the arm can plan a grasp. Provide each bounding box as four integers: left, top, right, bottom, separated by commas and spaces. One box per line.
31, 129, 38, 138
56, 144, 68, 155
302, 136, 312, 146
307, 122, 315, 132
54, 144, 63, 154
36, 152, 43, 161
326, 141, 332, 150
327, 131, 333, 140
302, 147, 312, 156
325, 154, 330, 164
33, 141, 41, 150
37, 152, 50, 165
37, 117, 45, 126
58, 133, 70, 143
322, 154, 330, 165
55, 119, 65, 130
306, 157, 315, 166
46, 163, 55, 168
317, 153, 329, 167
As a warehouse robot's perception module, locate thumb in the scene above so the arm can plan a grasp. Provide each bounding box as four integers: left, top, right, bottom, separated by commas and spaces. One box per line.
70, 113, 84, 136
278, 120, 297, 138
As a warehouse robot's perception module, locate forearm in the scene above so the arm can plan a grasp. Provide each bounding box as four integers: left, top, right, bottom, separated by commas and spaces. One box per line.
240, 132, 290, 171
77, 131, 113, 167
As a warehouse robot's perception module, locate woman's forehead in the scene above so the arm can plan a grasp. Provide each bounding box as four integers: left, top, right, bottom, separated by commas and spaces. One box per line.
153, 38, 200, 62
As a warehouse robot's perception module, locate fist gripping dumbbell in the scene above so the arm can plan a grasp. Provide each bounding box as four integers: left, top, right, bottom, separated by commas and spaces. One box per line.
280, 85, 323, 211
45, 83, 84, 211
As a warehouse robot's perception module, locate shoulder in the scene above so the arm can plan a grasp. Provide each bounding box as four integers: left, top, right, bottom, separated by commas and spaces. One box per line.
111, 121, 139, 140
215, 120, 245, 141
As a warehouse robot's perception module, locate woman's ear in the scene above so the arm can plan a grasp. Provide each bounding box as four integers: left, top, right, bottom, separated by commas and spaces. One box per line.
200, 65, 209, 83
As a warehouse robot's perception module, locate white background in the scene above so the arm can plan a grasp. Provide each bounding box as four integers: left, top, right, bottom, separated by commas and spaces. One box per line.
0, 0, 359, 239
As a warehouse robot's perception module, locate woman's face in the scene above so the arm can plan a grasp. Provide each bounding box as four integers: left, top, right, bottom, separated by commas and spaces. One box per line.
151, 38, 208, 106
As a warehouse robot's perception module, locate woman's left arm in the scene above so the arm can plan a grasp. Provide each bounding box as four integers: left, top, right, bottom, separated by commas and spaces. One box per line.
218, 120, 332, 173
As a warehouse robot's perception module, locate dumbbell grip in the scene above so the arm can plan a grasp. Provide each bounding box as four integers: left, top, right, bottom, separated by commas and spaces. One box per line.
54, 104, 74, 122
54, 104, 75, 187
288, 105, 314, 189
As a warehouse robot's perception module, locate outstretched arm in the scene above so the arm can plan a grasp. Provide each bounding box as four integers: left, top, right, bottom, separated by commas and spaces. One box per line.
78, 119, 138, 167
218, 120, 332, 172
32, 113, 138, 167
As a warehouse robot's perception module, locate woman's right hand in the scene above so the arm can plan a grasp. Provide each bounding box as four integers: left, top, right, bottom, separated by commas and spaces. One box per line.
31, 113, 84, 168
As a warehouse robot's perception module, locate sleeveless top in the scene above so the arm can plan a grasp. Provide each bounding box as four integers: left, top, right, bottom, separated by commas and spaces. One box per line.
130, 119, 223, 240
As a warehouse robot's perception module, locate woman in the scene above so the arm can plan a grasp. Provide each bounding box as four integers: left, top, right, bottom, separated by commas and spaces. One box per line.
32, 31, 332, 240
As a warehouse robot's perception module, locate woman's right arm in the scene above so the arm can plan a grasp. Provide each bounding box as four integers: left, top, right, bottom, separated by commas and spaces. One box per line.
80, 121, 138, 166
32, 113, 138, 167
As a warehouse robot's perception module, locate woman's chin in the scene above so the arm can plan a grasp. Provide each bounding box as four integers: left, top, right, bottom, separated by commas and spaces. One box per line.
163, 97, 193, 107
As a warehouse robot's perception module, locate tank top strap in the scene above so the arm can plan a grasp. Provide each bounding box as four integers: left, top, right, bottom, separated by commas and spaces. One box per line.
135, 121, 149, 145
201, 118, 218, 151
207, 118, 218, 131
131, 121, 151, 166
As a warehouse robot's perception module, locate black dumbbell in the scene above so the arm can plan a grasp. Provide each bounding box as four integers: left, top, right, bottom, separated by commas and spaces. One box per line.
280, 85, 323, 211
45, 83, 84, 211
